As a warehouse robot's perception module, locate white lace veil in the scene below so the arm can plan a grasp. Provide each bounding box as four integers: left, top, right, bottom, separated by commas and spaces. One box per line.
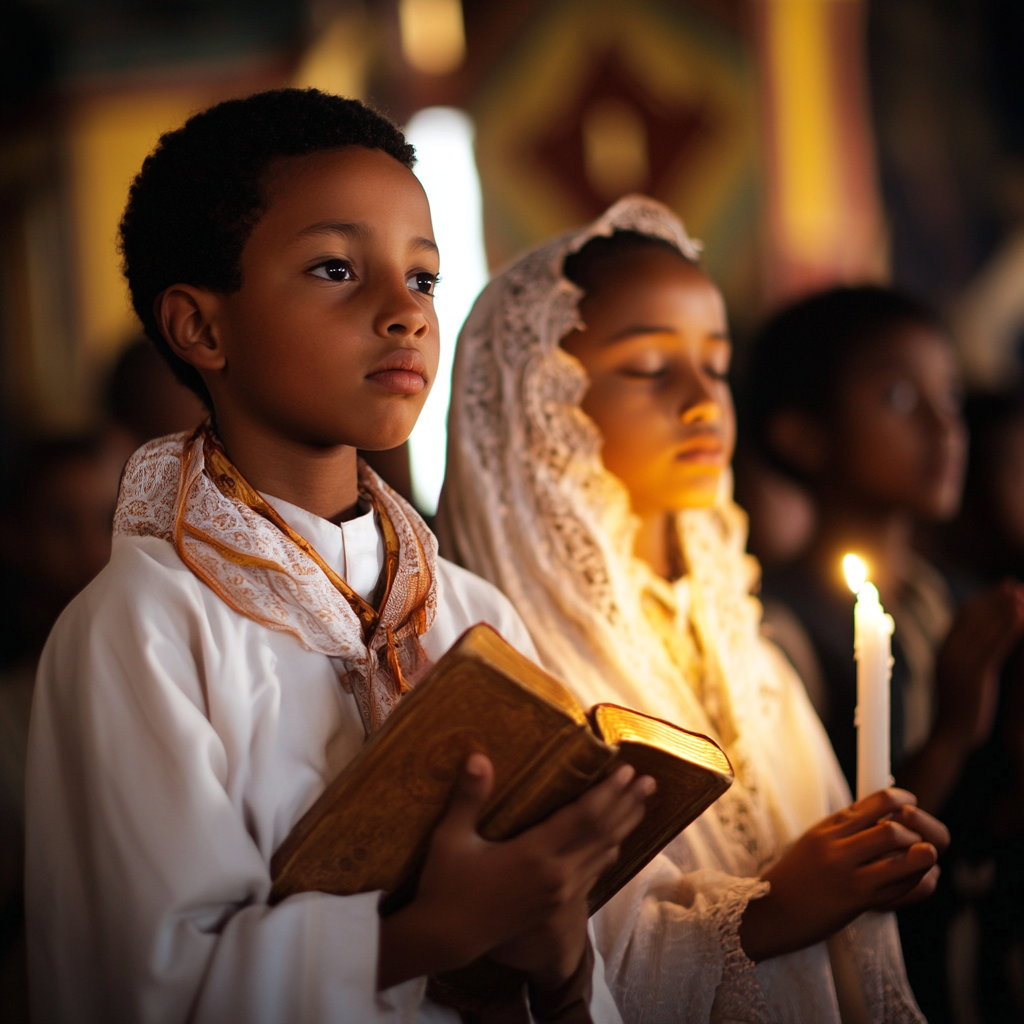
438, 197, 928, 1023
438, 196, 831, 843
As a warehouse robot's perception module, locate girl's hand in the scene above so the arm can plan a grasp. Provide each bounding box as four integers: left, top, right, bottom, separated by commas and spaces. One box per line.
738, 788, 949, 963
377, 754, 654, 990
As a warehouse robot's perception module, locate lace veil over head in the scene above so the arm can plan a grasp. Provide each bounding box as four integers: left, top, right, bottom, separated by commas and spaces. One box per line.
438, 196, 925, 1024
439, 197, 813, 830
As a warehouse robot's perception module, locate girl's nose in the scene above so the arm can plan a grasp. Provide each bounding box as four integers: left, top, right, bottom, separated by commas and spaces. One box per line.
681, 399, 721, 426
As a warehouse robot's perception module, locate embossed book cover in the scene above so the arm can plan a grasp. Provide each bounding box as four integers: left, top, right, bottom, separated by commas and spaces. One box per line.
270, 623, 733, 913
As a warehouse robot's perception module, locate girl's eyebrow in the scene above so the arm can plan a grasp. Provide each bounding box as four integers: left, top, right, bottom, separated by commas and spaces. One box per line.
604, 326, 732, 344
606, 324, 677, 343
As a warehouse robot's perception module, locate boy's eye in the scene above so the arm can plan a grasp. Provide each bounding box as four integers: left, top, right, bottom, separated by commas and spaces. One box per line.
703, 363, 730, 382
310, 259, 355, 282
886, 380, 919, 415
407, 271, 438, 296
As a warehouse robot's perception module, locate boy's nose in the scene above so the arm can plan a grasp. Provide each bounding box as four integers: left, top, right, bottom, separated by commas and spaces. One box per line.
373, 282, 431, 340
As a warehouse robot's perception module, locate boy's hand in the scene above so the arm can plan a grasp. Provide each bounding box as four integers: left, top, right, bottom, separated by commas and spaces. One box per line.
485, 763, 654, 990
377, 754, 654, 991
739, 788, 949, 963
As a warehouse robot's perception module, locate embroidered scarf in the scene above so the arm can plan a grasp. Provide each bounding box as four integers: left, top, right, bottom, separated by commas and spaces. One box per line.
115, 424, 438, 732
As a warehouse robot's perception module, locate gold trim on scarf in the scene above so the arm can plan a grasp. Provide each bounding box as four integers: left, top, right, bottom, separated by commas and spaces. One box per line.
195, 427, 408, 689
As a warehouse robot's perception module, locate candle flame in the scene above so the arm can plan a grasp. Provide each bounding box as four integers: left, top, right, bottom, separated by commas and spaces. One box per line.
843, 553, 867, 594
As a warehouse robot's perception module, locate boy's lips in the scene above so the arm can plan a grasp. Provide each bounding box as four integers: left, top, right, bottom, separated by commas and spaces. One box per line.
366, 350, 428, 395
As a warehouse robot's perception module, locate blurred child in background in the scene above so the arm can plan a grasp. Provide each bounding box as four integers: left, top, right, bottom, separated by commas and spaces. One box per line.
746, 286, 1024, 1021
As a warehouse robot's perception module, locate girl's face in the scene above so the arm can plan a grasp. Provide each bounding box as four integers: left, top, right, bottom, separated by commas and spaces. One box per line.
831, 324, 966, 520
561, 248, 734, 515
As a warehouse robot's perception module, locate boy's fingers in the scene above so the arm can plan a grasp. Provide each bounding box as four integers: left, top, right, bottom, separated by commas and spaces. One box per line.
539, 767, 654, 855
558, 773, 655, 855
574, 800, 647, 878
539, 765, 634, 845
830, 789, 917, 838
437, 753, 494, 837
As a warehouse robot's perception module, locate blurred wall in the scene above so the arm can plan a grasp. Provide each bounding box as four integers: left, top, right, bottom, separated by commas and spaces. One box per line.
3, 0, 1022, 439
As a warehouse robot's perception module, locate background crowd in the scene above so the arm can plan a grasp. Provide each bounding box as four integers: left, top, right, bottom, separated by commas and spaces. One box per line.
2, 1, 1024, 1022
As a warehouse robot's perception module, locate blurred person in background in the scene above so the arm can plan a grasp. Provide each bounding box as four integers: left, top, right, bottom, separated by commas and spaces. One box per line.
745, 285, 1024, 1021
914, 389, 1024, 1024
106, 336, 206, 450
0, 433, 126, 1022
0, 339, 206, 1019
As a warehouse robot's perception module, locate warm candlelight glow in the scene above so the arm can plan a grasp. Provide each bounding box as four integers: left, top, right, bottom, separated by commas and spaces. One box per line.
843, 553, 867, 594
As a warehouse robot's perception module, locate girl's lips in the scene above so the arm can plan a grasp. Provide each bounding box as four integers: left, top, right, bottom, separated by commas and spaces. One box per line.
674, 436, 725, 464
365, 369, 427, 395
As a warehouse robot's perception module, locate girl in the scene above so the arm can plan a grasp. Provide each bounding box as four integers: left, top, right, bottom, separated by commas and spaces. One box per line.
438, 198, 947, 1022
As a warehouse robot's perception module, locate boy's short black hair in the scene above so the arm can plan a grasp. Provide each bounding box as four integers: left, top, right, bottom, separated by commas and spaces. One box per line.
562, 230, 694, 294
744, 285, 943, 478
119, 88, 415, 407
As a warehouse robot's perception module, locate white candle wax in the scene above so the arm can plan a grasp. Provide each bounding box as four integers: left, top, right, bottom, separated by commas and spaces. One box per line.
853, 581, 895, 799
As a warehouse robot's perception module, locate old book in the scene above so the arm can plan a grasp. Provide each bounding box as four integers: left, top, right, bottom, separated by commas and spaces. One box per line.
270, 623, 733, 913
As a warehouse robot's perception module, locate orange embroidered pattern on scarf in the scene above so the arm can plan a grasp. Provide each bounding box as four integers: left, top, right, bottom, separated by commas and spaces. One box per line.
114, 424, 438, 731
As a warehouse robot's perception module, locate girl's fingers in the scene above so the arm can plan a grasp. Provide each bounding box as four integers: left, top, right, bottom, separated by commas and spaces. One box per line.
828, 789, 918, 839
890, 805, 950, 853
844, 819, 923, 864
878, 864, 942, 909
857, 841, 939, 895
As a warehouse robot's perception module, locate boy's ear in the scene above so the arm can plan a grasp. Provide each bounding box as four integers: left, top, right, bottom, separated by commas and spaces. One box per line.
767, 409, 830, 476
154, 285, 226, 372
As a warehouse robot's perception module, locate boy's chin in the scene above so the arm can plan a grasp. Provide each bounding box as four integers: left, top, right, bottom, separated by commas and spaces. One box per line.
357, 432, 414, 453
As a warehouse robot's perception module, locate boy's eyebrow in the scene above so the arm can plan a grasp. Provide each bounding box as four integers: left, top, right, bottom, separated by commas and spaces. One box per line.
296, 220, 439, 254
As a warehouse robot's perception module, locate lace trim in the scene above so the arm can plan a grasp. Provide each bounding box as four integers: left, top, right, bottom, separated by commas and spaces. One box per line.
842, 914, 926, 1023
114, 428, 438, 732
708, 879, 777, 1024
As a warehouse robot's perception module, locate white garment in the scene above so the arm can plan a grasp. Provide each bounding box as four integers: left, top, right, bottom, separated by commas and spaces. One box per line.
438, 196, 925, 1023
258, 493, 385, 604
26, 525, 622, 1023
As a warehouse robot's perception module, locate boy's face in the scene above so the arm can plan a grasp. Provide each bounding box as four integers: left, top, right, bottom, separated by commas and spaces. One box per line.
197, 146, 440, 450
831, 324, 966, 521
561, 249, 734, 516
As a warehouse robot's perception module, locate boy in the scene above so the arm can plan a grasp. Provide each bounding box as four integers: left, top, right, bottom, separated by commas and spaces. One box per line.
25, 89, 651, 1024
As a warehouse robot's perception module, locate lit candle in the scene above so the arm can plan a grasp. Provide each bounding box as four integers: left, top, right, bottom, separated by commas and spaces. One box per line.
843, 554, 895, 799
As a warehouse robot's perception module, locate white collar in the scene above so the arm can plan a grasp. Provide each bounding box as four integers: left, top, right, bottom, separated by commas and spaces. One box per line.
258, 493, 384, 604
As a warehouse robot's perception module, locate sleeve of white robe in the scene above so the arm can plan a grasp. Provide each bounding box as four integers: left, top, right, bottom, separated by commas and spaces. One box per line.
25, 548, 440, 1024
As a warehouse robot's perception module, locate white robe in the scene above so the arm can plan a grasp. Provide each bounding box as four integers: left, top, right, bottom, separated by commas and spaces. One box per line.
25, 500, 622, 1024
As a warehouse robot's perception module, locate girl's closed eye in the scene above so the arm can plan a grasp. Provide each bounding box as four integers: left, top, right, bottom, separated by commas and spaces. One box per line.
619, 349, 669, 379
309, 258, 355, 282
703, 340, 732, 381
408, 271, 439, 296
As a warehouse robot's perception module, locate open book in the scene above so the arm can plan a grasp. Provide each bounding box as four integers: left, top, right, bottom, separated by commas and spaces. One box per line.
270, 623, 733, 914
